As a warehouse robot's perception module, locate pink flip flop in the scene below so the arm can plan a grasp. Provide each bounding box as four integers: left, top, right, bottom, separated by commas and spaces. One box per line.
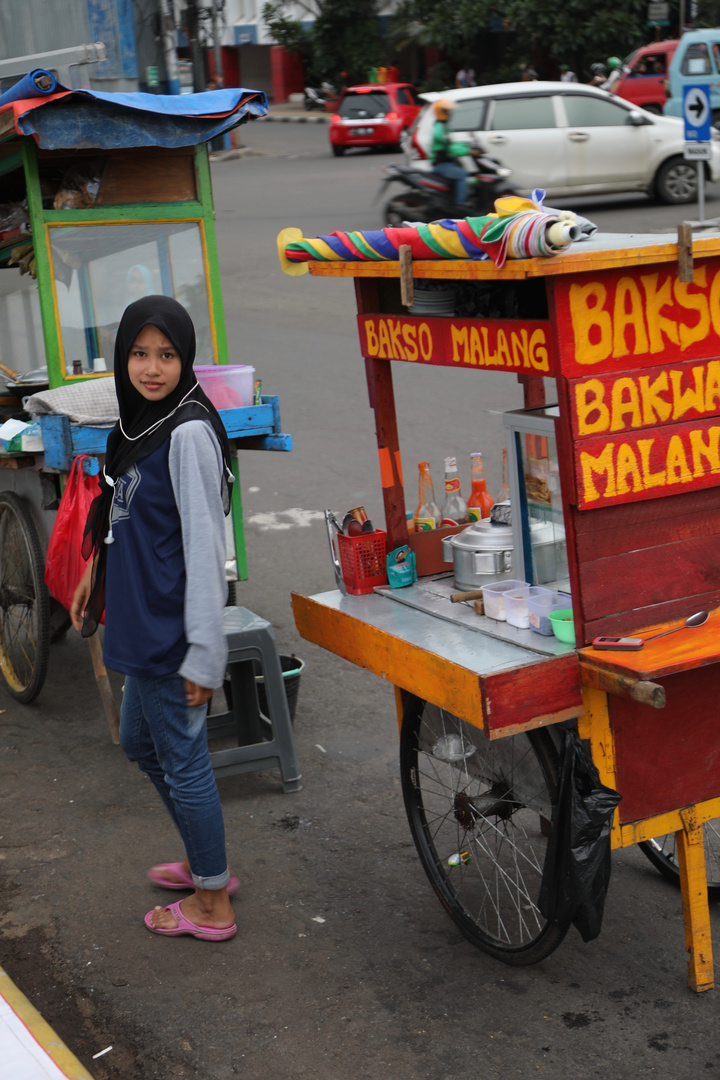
144, 900, 237, 941
146, 862, 239, 896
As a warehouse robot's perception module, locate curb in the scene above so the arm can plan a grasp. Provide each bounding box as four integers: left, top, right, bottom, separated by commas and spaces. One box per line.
262, 113, 329, 124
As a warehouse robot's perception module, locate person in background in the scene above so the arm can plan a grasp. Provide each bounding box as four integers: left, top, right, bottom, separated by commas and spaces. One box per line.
560, 64, 578, 82
602, 57, 624, 92
588, 62, 607, 86
521, 63, 539, 81
429, 98, 475, 214
455, 66, 468, 88
466, 67, 477, 87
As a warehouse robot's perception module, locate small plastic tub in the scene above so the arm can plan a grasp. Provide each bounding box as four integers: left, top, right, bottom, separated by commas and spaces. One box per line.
528, 586, 558, 636
195, 364, 255, 409
504, 584, 531, 629
548, 607, 575, 645
481, 579, 528, 622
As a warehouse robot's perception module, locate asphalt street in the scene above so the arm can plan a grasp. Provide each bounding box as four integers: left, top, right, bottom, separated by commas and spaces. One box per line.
1, 119, 720, 1080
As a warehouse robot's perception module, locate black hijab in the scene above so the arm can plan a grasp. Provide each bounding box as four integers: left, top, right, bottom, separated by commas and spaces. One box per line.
81, 295, 233, 636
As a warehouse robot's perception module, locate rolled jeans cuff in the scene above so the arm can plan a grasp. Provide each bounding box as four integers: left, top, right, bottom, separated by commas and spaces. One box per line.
192, 867, 231, 891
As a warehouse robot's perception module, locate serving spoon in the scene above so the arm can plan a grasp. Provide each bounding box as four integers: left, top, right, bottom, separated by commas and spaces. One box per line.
644, 610, 709, 642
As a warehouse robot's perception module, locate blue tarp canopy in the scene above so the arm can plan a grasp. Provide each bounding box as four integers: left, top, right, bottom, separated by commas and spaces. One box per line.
0, 84, 267, 149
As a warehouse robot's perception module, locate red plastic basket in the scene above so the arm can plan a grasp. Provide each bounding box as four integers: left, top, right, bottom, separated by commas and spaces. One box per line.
337, 529, 388, 595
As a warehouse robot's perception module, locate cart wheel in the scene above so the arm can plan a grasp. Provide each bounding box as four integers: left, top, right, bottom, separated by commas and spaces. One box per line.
0, 492, 50, 703
639, 823, 720, 900
400, 696, 568, 965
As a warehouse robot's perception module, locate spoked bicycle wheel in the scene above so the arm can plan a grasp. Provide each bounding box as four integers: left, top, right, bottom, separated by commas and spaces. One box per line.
400, 696, 568, 965
0, 492, 50, 703
639, 821, 720, 901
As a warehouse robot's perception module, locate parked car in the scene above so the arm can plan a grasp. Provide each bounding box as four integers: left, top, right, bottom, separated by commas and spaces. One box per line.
329, 83, 422, 157
664, 28, 720, 126
614, 40, 678, 114
407, 82, 720, 203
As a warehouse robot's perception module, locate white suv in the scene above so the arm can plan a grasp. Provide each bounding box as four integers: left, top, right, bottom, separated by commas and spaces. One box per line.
408, 82, 720, 204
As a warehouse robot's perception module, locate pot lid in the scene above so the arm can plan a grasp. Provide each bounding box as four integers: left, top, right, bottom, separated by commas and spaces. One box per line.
445, 521, 513, 552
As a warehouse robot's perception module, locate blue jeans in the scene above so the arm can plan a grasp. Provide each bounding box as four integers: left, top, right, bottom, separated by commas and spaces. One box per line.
432, 161, 467, 208
120, 674, 230, 890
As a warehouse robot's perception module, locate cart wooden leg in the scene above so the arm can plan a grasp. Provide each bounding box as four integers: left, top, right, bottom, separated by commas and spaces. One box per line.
676, 807, 714, 992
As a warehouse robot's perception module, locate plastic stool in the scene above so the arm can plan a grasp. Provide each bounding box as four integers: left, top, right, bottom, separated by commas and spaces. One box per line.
206, 607, 302, 792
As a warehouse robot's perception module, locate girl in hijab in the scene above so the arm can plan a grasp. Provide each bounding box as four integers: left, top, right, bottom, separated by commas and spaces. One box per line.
71, 295, 238, 942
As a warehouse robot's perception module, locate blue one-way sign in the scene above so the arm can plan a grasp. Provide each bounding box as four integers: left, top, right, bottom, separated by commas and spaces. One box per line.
684, 84, 711, 142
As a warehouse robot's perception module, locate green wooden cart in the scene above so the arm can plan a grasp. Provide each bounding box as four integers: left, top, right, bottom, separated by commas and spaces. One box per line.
0, 82, 289, 702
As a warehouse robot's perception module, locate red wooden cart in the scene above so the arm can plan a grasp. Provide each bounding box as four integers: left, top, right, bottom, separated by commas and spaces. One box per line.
291, 229, 720, 991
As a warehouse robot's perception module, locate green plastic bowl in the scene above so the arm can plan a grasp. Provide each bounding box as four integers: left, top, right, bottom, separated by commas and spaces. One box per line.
548, 607, 575, 645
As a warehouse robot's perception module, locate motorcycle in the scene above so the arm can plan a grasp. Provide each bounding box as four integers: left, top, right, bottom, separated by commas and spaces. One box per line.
377, 146, 515, 225
304, 83, 335, 111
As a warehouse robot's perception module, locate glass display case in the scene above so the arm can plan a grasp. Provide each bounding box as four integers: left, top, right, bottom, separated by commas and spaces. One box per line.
502, 405, 569, 593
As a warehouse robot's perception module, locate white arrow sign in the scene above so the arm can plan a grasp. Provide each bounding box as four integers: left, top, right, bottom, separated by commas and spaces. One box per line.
684, 86, 710, 134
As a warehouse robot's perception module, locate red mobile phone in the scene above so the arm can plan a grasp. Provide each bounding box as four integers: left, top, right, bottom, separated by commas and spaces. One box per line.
592, 636, 644, 651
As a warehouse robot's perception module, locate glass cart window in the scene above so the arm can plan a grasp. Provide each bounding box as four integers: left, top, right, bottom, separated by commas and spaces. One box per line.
515, 428, 569, 591
49, 221, 213, 375
0, 269, 44, 379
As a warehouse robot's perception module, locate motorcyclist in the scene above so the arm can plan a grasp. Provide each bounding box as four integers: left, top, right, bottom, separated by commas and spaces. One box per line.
588, 62, 607, 86
429, 99, 477, 214
602, 56, 623, 92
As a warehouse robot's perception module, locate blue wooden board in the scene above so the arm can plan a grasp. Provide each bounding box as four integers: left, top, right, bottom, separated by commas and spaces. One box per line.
36, 395, 291, 471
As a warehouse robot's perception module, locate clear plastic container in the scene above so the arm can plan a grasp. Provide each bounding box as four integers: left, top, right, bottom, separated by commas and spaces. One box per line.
527, 586, 559, 636
504, 584, 531, 628
194, 364, 255, 409
481, 579, 528, 622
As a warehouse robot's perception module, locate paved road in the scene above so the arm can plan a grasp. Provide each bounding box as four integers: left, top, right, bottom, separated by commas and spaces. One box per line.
1, 121, 719, 1080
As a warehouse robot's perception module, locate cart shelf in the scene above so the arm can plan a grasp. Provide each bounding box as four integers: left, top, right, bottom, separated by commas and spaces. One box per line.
292, 588, 583, 739
35, 394, 291, 471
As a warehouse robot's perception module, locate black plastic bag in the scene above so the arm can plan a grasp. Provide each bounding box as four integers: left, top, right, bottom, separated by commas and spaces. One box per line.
538, 730, 622, 943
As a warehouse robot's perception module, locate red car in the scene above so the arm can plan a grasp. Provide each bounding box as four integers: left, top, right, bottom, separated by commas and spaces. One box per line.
329, 83, 422, 157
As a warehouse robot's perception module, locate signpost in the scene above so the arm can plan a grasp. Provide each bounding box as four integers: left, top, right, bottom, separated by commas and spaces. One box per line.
683, 84, 711, 222
647, 1, 670, 28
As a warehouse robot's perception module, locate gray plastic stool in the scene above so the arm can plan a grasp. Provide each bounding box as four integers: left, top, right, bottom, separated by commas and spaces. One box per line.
206, 607, 302, 792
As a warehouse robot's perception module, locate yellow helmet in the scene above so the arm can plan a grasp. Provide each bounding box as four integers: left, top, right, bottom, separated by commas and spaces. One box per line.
434, 98, 454, 121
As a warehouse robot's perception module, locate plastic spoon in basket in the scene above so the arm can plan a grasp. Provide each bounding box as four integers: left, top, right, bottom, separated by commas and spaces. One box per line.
644, 610, 709, 642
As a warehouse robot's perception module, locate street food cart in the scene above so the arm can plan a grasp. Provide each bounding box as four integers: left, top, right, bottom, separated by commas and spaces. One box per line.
288, 218, 720, 991
0, 81, 289, 703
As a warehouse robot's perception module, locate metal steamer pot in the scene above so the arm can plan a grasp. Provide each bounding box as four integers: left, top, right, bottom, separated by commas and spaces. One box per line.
441, 519, 559, 590
441, 521, 514, 591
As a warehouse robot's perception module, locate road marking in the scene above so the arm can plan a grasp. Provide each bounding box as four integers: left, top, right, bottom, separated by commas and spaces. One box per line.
247, 508, 325, 531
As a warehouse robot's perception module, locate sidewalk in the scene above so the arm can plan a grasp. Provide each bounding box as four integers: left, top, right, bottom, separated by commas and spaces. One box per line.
0, 966, 96, 1080
263, 100, 329, 123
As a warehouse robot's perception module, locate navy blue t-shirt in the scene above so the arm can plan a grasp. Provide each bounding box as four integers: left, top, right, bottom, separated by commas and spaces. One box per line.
103, 438, 187, 677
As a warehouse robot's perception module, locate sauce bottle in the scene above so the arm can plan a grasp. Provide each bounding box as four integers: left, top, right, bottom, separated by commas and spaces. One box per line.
441, 456, 469, 526
467, 452, 494, 520
414, 461, 442, 531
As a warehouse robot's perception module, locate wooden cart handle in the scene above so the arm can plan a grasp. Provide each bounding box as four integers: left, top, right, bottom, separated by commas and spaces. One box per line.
451, 589, 485, 603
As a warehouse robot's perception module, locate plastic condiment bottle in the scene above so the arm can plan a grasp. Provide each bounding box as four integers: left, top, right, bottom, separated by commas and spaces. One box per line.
441, 456, 469, 526
467, 452, 494, 521
414, 461, 442, 531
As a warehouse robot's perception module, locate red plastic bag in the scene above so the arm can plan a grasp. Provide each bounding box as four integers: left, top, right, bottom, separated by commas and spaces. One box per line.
44, 455, 100, 612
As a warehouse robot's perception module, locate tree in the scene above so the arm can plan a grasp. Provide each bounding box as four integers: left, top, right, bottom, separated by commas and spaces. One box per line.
504, 0, 646, 73
263, 0, 382, 88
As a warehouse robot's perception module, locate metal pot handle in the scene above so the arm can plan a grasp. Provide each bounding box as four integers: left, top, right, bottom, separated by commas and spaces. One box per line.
324, 509, 347, 594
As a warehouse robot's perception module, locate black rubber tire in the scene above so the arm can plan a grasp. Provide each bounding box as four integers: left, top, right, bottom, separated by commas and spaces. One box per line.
331, 145, 345, 157
643, 104, 662, 115
655, 156, 699, 204
384, 194, 427, 226
639, 822, 720, 901
713, 109, 720, 130
0, 491, 50, 702
400, 696, 569, 965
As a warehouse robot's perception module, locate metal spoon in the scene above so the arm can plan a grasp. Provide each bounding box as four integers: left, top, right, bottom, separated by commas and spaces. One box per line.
645, 610, 709, 642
